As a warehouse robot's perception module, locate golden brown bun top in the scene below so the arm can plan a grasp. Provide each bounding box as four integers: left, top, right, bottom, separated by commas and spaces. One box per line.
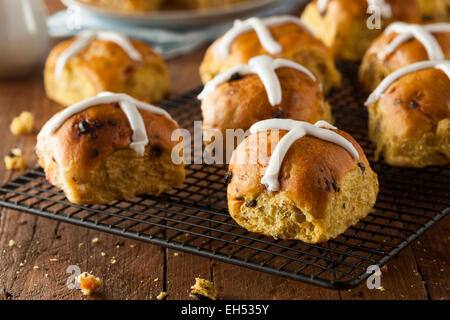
365, 27, 450, 68
202, 68, 327, 131
201, 22, 332, 73
37, 103, 179, 180
376, 68, 450, 139
319, 0, 421, 21
228, 129, 372, 218
46, 38, 166, 91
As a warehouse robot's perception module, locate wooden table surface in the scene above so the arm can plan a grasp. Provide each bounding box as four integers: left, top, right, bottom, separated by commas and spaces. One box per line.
0, 0, 449, 300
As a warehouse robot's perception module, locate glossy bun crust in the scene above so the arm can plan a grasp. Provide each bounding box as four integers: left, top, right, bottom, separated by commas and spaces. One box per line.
199, 22, 341, 94
301, 0, 421, 61
367, 68, 450, 167
77, 0, 163, 11
360, 28, 450, 90
36, 104, 185, 204
202, 68, 332, 156
418, 0, 450, 22
227, 129, 378, 243
45, 38, 169, 106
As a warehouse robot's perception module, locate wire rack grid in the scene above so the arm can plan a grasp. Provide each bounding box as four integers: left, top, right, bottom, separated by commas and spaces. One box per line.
0, 63, 448, 290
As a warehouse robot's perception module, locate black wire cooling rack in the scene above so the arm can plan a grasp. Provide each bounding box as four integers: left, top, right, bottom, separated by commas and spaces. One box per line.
0, 63, 448, 290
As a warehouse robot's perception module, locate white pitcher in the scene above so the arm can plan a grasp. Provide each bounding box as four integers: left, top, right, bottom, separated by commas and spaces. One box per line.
0, 0, 49, 79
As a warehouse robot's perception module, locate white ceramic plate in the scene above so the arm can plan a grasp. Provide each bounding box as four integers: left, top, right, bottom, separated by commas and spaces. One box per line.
61, 0, 285, 28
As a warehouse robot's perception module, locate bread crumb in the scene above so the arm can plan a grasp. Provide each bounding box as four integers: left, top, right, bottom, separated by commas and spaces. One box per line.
129, 244, 135, 248
77, 272, 102, 296
173, 252, 179, 257
100, 252, 106, 257
78, 242, 84, 248
4, 149, 26, 170
8, 240, 16, 248
19, 262, 24, 267
154, 278, 159, 282
33, 265, 39, 270
110, 258, 116, 264
10, 111, 34, 135
44, 274, 49, 278
156, 292, 168, 300
377, 286, 385, 292
49, 258, 58, 262
91, 237, 99, 244
190, 278, 216, 300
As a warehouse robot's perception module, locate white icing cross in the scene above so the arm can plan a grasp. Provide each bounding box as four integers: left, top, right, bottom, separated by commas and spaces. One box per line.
198, 55, 317, 106
249, 119, 360, 192
217, 16, 313, 58
41, 92, 176, 156
54, 30, 142, 80
365, 60, 450, 106
380, 22, 450, 60
317, 0, 329, 13
318, 0, 392, 19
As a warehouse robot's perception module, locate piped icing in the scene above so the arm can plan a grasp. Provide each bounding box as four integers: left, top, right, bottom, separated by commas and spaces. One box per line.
318, 0, 392, 19
54, 30, 142, 80
41, 92, 176, 156
198, 55, 317, 106
249, 119, 359, 192
216, 16, 313, 58
365, 60, 450, 106
380, 22, 450, 60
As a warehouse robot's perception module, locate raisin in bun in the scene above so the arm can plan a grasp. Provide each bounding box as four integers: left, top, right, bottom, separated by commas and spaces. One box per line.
199, 55, 332, 160
45, 30, 169, 106
360, 22, 450, 90
301, 0, 421, 61
77, 0, 163, 12
36, 93, 185, 204
199, 16, 341, 94
365, 61, 450, 168
227, 119, 378, 243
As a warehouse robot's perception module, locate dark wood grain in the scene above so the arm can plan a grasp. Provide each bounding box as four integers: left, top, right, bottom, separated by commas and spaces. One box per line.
0, 0, 448, 300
